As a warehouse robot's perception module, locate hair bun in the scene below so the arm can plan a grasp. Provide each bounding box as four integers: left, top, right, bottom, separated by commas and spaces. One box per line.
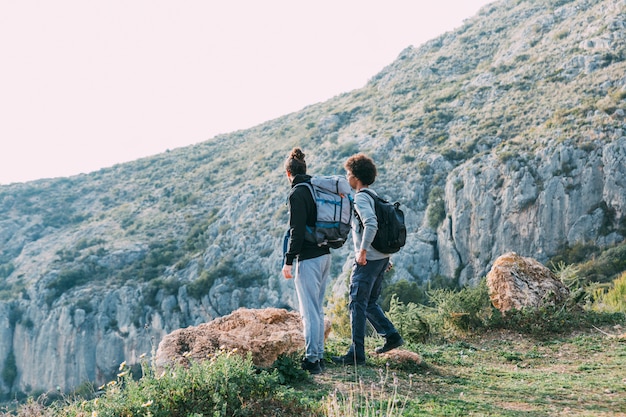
291, 148, 305, 161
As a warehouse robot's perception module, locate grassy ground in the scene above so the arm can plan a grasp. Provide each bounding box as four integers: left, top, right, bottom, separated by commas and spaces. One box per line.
1, 327, 623, 416
301, 327, 626, 417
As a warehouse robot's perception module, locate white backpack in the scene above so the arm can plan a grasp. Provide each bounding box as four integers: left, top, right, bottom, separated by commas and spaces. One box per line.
296, 176, 353, 249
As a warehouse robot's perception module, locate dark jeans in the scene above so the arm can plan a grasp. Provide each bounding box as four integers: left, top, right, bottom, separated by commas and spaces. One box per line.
348, 257, 398, 359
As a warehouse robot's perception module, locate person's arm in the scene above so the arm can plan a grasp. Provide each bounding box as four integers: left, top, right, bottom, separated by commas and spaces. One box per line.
354, 192, 378, 265
283, 187, 308, 277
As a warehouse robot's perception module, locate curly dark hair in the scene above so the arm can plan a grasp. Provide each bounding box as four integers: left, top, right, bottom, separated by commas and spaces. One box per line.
344, 153, 376, 185
284, 147, 307, 175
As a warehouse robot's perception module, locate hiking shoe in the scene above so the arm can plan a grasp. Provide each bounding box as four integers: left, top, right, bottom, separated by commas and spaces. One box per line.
331, 354, 366, 366
301, 359, 322, 375
375, 333, 405, 354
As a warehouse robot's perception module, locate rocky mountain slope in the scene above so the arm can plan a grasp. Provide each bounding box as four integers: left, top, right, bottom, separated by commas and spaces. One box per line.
1, 0, 625, 397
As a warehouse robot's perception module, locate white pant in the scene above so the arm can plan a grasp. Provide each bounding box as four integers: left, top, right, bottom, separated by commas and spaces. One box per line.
294, 254, 331, 362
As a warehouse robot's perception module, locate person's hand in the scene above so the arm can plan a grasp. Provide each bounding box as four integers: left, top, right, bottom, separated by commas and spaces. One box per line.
386, 260, 393, 272
356, 249, 367, 266
282, 264, 293, 279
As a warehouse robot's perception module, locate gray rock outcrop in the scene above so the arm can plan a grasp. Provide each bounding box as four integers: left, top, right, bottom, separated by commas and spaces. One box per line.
437, 137, 626, 286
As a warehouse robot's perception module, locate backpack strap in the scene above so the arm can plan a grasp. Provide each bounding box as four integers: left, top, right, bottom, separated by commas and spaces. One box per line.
354, 188, 377, 230
294, 182, 316, 207
293, 182, 317, 236
358, 188, 378, 201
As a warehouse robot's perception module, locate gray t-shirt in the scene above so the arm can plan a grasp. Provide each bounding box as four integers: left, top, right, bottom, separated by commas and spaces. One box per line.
352, 189, 390, 260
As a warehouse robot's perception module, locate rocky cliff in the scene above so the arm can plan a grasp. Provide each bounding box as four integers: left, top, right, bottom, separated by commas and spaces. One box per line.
1, 0, 625, 397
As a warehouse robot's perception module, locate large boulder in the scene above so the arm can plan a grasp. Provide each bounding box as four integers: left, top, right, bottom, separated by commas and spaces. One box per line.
486, 252, 570, 313
155, 307, 329, 368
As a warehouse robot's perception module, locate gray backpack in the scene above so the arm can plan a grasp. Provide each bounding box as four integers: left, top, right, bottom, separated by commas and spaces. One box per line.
297, 176, 353, 249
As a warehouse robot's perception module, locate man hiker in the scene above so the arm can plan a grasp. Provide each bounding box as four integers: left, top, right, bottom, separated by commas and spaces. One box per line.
333, 153, 404, 366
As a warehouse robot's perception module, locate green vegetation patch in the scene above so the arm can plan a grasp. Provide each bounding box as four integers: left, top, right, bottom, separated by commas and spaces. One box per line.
44, 353, 321, 417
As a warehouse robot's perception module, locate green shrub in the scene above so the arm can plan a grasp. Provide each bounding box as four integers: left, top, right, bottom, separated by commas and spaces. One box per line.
185, 220, 211, 251
381, 279, 428, 310
497, 150, 516, 163
426, 186, 446, 229
327, 292, 351, 339
271, 353, 310, 385
551, 260, 583, 290
187, 258, 235, 300
62, 353, 320, 417
186, 269, 217, 300
483, 270, 625, 336
45, 268, 92, 303
335, 141, 360, 158
413, 277, 624, 338
551, 0, 575, 7
417, 161, 432, 175
441, 147, 469, 161
592, 271, 626, 313
232, 270, 266, 288
0, 281, 20, 301
548, 242, 599, 270
145, 240, 181, 269
142, 277, 181, 308
75, 238, 105, 250
1, 351, 17, 388
486, 304, 623, 337
425, 279, 494, 336
577, 243, 626, 283
387, 296, 430, 343
423, 110, 454, 129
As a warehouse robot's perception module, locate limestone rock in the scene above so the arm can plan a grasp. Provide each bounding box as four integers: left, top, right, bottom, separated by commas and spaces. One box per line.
376, 349, 422, 366
486, 252, 570, 313
155, 308, 330, 369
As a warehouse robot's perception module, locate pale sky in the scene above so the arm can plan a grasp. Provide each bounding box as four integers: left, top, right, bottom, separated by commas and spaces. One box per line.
0, 0, 493, 185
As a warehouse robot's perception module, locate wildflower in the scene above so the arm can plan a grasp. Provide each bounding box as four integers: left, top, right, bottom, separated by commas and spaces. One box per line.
92, 411, 98, 417
107, 380, 117, 387
117, 371, 129, 378
119, 361, 127, 371
141, 400, 154, 407
140, 353, 147, 359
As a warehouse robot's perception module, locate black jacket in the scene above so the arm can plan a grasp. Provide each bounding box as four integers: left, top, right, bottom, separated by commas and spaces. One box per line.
284, 174, 330, 265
